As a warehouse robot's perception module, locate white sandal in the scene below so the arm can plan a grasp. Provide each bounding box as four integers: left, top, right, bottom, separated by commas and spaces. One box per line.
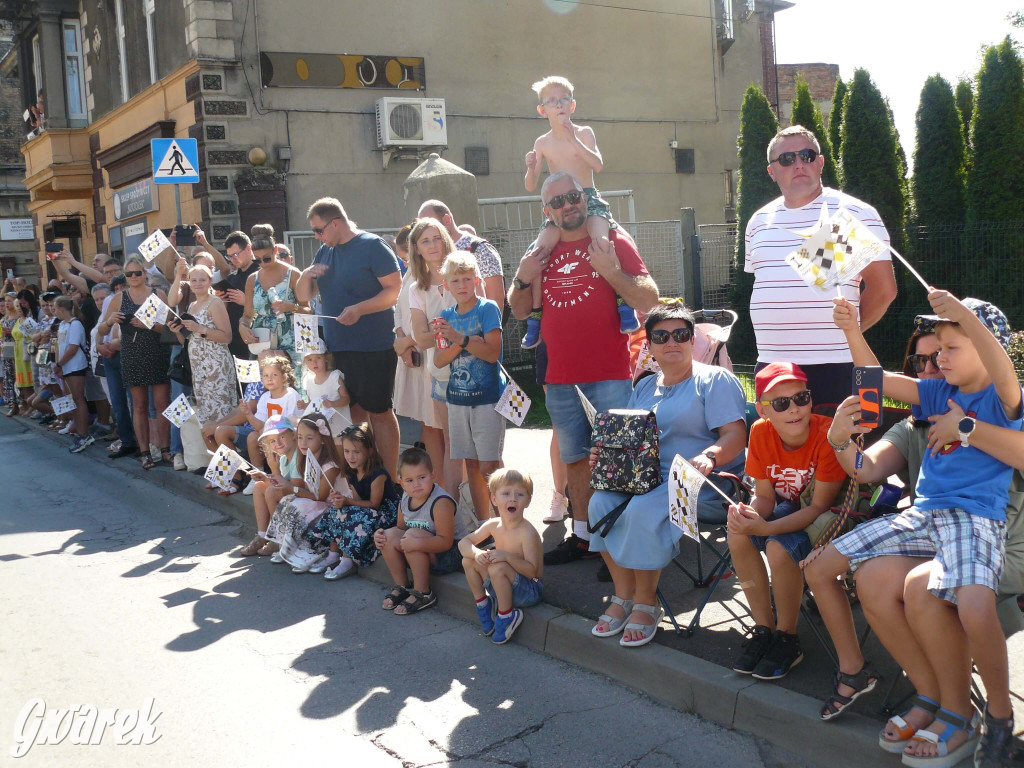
619, 603, 665, 647
592, 595, 634, 637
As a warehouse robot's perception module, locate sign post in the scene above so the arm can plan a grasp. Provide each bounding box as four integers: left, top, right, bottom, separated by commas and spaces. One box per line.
150, 138, 199, 226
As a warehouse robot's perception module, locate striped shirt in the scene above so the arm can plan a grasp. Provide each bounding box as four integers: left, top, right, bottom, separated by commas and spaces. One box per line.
744, 187, 891, 365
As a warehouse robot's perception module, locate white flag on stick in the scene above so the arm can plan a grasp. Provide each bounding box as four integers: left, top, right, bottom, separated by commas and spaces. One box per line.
234, 357, 261, 384
293, 314, 321, 355
783, 204, 888, 293
303, 448, 332, 494
575, 385, 597, 428
137, 229, 173, 263
51, 394, 77, 416
668, 455, 706, 542
134, 293, 171, 329
204, 444, 249, 491
162, 393, 195, 428
494, 369, 531, 426
636, 340, 661, 373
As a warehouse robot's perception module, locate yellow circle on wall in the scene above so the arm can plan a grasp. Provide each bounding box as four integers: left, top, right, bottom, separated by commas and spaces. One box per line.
296, 58, 309, 81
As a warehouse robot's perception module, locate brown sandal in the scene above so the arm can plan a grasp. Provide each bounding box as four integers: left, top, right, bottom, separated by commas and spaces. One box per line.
239, 536, 267, 557
257, 540, 280, 556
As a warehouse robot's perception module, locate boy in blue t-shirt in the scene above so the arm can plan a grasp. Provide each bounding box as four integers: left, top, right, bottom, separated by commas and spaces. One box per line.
433, 251, 506, 521
829, 290, 1021, 766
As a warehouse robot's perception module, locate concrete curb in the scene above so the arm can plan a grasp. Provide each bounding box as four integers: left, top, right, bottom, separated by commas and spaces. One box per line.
30, 417, 887, 767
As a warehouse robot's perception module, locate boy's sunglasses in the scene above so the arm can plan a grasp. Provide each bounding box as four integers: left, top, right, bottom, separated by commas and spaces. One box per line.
907, 351, 940, 373
649, 327, 693, 345
770, 148, 818, 167
545, 190, 584, 210
760, 389, 812, 412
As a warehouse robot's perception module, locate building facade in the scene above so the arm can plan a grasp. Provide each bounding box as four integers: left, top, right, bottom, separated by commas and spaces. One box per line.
775, 62, 839, 129
5, 0, 790, 275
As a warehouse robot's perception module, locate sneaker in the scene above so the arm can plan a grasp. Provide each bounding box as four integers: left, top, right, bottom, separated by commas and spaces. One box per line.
69, 434, 95, 453
543, 533, 600, 565
475, 598, 496, 636
58, 421, 75, 435
172, 453, 186, 471
618, 302, 641, 334
492, 609, 524, 644
520, 316, 542, 349
543, 491, 569, 524
974, 710, 1017, 767
732, 625, 774, 674
242, 479, 256, 496
40, 413, 56, 425
751, 630, 803, 680
324, 558, 357, 580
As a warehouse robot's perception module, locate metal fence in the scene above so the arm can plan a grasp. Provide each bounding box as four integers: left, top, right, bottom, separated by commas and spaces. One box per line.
478, 190, 637, 231
284, 228, 399, 271
695, 223, 738, 311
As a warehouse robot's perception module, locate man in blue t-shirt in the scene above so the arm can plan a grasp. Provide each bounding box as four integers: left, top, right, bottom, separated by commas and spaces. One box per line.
433, 252, 506, 522
295, 197, 402, 475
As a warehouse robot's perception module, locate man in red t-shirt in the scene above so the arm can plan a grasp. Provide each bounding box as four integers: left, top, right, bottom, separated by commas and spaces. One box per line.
509, 172, 659, 564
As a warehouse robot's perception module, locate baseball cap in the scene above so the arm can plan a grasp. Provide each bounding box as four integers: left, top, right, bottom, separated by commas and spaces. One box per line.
915, 297, 1011, 350
261, 415, 295, 437
755, 362, 809, 402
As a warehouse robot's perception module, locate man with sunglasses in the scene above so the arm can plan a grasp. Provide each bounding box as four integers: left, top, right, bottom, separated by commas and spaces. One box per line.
744, 125, 897, 411
296, 197, 403, 477
509, 172, 659, 564
222, 231, 261, 361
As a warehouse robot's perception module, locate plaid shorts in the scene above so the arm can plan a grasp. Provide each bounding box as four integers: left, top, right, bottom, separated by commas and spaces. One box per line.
834, 506, 1005, 604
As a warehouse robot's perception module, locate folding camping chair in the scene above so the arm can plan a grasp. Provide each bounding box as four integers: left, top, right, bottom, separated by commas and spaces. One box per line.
658, 470, 751, 637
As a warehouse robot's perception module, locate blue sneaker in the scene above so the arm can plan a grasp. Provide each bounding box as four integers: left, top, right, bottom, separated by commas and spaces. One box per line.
521, 316, 541, 349
492, 608, 523, 645
475, 598, 495, 636
618, 302, 641, 334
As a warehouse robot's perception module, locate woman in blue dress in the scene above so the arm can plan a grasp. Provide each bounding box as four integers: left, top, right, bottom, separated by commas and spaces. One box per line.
588, 302, 748, 647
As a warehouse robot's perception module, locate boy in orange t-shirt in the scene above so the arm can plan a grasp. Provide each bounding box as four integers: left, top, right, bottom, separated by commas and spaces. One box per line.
727, 362, 846, 681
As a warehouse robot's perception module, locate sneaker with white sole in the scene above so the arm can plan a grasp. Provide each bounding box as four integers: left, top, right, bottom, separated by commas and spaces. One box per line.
242, 479, 256, 496
58, 422, 75, 435
324, 558, 357, 580
543, 491, 569, 524
69, 434, 95, 453
492, 609, 524, 644
172, 453, 186, 471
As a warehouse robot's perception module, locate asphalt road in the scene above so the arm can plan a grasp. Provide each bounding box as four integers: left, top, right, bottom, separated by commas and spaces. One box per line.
0, 415, 818, 767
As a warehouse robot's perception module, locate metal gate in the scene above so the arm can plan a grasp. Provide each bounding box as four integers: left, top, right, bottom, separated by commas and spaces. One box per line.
695, 223, 737, 310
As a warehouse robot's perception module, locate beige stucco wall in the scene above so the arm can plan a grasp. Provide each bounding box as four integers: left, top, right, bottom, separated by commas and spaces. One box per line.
223, 0, 772, 230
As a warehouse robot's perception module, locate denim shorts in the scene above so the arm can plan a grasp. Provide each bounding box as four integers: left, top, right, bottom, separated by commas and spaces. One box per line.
546, 379, 633, 464
484, 572, 544, 608
234, 423, 256, 459
749, 500, 813, 564
431, 376, 448, 403
431, 541, 462, 574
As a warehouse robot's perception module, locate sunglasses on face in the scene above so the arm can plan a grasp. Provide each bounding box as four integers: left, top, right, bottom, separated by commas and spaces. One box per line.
312, 217, 339, 236
545, 190, 584, 210
258, 254, 275, 264
770, 148, 818, 167
124, 270, 144, 277
760, 389, 812, 412
907, 351, 940, 373
649, 327, 693, 345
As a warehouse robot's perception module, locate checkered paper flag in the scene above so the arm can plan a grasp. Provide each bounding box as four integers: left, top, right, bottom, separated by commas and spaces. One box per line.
137, 229, 173, 263
234, 357, 261, 384
293, 314, 320, 355
783, 203, 887, 294
134, 293, 171, 329
668, 454, 704, 543
494, 369, 531, 426
636, 340, 661, 374
303, 448, 332, 494
575, 385, 598, 428
204, 444, 248, 491
162, 393, 195, 428
51, 394, 77, 416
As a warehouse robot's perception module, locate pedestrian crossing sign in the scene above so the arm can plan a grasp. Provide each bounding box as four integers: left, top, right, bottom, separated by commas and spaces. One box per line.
151, 138, 199, 184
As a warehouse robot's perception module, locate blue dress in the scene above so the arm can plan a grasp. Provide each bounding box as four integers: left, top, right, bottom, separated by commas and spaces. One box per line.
587, 365, 747, 570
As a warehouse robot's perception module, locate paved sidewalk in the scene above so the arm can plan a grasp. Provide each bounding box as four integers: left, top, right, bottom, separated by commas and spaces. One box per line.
19, 415, 1024, 767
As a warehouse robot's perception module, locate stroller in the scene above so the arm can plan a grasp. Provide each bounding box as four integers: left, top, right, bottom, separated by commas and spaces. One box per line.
634, 308, 737, 379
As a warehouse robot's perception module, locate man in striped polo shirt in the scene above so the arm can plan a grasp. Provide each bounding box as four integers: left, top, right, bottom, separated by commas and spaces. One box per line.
744, 125, 897, 411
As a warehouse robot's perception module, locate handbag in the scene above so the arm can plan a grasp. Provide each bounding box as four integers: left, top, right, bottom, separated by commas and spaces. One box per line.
167, 340, 193, 386
589, 408, 662, 495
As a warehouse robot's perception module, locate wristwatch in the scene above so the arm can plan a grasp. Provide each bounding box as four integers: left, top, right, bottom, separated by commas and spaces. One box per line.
513, 277, 531, 291
957, 416, 976, 448
459, 334, 470, 349
703, 450, 718, 469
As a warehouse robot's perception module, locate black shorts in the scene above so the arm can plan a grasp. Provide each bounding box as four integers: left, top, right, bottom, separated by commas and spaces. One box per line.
62, 368, 87, 378
332, 349, 397, 414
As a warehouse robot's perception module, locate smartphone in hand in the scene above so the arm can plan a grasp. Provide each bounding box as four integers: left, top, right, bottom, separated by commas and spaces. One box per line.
852, 365, 883, 430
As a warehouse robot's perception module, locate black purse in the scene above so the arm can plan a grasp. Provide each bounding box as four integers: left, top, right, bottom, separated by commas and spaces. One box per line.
168, 340, 193, 386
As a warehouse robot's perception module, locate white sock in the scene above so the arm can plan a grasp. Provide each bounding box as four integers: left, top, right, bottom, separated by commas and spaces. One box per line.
337, 556, 354, 569
573, 520, 591, 542
258, 530, 267, 537
323, 551, 340, 566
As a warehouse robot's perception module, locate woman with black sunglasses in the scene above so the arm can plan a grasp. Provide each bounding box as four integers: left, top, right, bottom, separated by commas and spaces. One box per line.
97, 255, 171, 468
238, 224, 308, 372
587, 301, 747, 647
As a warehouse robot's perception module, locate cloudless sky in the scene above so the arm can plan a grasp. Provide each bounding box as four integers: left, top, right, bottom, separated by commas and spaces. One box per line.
774, 0, 1024, 172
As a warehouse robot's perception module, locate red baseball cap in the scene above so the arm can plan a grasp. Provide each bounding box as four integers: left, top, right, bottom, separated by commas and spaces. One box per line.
755, 362, 809, 402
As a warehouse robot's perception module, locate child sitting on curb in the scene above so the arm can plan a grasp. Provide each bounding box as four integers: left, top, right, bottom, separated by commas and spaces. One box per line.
459, 468, 544, 644
727, 362, 845, 681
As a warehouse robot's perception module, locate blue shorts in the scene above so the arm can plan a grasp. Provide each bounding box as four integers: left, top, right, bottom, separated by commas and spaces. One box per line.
484, 572, 544, 608
749, 500, 813, 564
431, 542, 462, 575
234, 423, 256, 459
546, 378, 633, 464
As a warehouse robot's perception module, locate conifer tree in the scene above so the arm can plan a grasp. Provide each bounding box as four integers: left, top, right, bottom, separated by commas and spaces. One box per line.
955, 78, 973, 150
827, 78, 847, 185
790, 76, 837, 188
913, 75, 967, 230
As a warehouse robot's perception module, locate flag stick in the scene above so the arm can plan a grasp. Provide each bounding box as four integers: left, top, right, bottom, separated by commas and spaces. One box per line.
889, 246, 932, 291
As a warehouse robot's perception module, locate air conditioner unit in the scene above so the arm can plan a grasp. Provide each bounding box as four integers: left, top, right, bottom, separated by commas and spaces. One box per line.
375, 97, 447, 148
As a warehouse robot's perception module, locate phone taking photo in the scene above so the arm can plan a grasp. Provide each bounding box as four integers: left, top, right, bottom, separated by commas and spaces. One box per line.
852, 365, 883, 430
175, 224, 197, 247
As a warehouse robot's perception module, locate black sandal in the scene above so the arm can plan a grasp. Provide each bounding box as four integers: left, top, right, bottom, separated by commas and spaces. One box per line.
819, 663, 879, 720
141, 454, 159, 470
394, 589, 437, 615
160, 446, 173, 463
381, 585, 411, 611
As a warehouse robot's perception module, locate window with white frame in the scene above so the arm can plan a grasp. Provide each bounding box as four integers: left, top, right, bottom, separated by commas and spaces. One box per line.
31, 33, 41, 99
114, 0, 129, 103
144, 0, 157, 85
62, 20, 87, 121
